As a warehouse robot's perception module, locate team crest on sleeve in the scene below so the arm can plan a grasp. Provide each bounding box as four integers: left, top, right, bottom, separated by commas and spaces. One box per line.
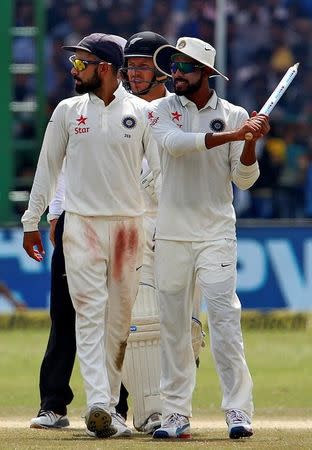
147, 110, 159, 126
122, 115, 137, 129
171, 111, 182, 122
210, 118, 225, 132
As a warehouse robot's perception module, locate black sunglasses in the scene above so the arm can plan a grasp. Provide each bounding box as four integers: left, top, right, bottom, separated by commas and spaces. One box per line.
170, 61, 205, 74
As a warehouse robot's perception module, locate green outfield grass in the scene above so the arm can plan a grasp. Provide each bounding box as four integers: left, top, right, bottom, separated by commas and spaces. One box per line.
0, 328, 311, 449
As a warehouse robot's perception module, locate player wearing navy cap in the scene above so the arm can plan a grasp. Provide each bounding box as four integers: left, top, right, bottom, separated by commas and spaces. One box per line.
22, 33, 161, 439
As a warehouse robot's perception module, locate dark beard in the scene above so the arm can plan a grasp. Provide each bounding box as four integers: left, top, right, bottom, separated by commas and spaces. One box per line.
74, 71, 101, 94
173, 73, 203, 96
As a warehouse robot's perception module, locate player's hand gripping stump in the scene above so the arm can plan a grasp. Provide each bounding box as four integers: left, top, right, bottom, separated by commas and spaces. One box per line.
245, 62, 299, 141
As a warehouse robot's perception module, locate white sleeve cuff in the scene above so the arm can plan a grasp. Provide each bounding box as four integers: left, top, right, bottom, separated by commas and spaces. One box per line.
233, 160, 260, 190
196, 133, 207, 152
236, 160, 259, 176
47, 213, 61, 223
22, 223, 39, 232
21, 210, 40, 232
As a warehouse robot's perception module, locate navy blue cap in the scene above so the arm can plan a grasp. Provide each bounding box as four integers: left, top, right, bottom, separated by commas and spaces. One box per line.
63, 33, 125, 68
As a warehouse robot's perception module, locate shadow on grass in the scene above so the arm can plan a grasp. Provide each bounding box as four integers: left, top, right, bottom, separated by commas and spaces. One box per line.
26, 428, 231, 444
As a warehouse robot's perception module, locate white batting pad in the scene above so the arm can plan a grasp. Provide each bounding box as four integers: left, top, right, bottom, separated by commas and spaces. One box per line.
192, 283, 201, 318
122, 285, 161, 430
191, 316, 206, 360
131, 283, 159, 321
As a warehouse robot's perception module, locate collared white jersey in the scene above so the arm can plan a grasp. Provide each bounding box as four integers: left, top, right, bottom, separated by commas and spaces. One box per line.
47, 157, 158, 221
149, 90, 259, 241
140, 88, 172, 216
22, 83, 160, 231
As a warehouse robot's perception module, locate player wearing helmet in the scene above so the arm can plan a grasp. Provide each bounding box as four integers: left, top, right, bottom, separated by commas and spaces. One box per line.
121, 31, 169, 99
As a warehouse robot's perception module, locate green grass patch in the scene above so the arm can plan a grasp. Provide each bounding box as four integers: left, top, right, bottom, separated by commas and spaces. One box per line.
0, 328, 311, 448
1, 309, 311, 330
0, 328, 311, 417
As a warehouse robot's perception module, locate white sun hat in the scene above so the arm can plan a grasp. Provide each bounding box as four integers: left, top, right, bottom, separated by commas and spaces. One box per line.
153, 36, 228, 80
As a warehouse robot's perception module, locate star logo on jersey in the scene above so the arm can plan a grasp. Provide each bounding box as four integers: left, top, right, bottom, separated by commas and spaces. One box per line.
171, 111, 182, 122
76, 115, 87, 126
75, 114, 90, 134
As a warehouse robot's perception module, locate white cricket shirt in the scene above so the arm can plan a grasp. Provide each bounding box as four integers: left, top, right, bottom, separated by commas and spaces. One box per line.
149, 90, 260, 241
22, 83, 160, 231
47, 161, 66, 222
139, 89, 172, 216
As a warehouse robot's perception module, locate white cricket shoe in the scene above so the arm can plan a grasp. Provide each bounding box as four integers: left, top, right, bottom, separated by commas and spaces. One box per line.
153, 413, 191, 439
30, 410, 69, 429
226, 409, 253, 439
110, 412, 132, 437
85, 404, 117, 438
87, 412, 132, 438
136, 412, 162, 434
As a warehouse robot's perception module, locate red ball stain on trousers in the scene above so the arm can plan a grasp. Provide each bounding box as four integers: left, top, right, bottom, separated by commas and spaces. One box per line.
84, 221, 101, 260
113, 226, 138, 281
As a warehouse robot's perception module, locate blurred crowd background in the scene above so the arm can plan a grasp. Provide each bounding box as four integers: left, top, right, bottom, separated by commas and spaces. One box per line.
12, 0, 312, 219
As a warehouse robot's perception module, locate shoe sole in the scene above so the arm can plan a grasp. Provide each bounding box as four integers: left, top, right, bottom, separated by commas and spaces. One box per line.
153, 430, 191, 439
30, 419, 70, 429
229, 426, 253, 439
86, 428, 132, 438
86, 408, 117, 438
111, 429, 132, 438
144, 424, 161, 435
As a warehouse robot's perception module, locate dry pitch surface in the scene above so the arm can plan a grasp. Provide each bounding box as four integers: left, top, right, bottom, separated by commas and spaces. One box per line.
1, 417, 312, 429
0, 417, 311, 450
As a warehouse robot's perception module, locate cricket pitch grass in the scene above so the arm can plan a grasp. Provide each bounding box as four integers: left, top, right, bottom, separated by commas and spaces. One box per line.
0, 328, 311, 449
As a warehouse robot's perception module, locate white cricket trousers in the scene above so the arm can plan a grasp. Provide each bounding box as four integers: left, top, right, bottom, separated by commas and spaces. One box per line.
63, 212, 144, 409
140, 213, 156, 287
155, 238, 253, 419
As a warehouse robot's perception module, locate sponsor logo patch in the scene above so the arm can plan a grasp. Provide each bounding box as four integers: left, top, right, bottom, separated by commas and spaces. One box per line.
75, 114, 89, 134
76, 114, 87, 125
148, 111, 159, 126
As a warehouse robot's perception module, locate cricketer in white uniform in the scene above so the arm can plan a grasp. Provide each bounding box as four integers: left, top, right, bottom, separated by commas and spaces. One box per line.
148, 37, 270, 440
22, 33, 161, 439
120, 31, 205, 435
